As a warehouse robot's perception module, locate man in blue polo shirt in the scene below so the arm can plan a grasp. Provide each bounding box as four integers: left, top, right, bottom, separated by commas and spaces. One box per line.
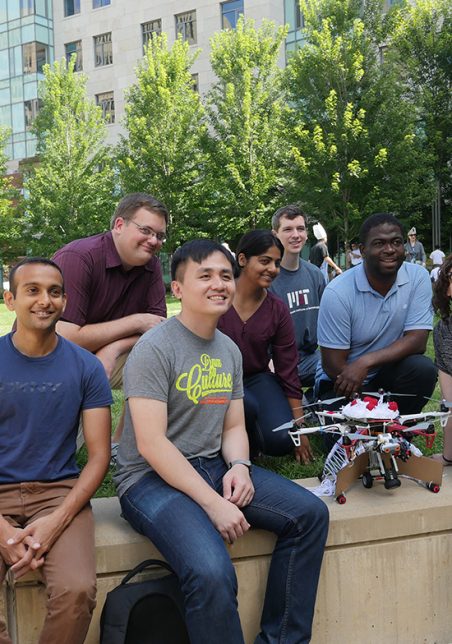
316, 213, 437, 413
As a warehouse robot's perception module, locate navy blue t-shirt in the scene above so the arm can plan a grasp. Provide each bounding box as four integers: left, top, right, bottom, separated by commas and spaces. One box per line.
0, 333, 112, 484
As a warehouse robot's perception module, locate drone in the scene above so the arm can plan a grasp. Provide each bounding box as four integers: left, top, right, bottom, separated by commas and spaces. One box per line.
273, 391, 451, 504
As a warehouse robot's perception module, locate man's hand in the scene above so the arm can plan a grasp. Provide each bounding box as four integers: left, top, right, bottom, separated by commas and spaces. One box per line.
133, 313, 166, 334
294, 435, 314, 464
0, 523, 44, 579
334, 357, 370, 397
222, 465, 254, 508
12, 511, 66, 561
205, 497, 251, 544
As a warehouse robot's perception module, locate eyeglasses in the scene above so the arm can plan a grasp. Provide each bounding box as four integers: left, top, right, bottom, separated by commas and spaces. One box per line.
129, 220, 166, 243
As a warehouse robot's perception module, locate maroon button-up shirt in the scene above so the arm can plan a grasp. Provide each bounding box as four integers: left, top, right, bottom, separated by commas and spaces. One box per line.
218, 291, 301, 400
53, 231, 166, 326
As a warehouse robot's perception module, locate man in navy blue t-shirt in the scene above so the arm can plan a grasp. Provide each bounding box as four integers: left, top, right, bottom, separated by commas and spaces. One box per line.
0, 258, 112, 644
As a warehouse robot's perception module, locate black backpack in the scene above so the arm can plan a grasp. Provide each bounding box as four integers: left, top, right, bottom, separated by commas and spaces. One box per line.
100, 559, 190, 644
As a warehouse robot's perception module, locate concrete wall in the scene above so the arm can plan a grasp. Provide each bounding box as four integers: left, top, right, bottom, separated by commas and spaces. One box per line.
5, 473, 452, 643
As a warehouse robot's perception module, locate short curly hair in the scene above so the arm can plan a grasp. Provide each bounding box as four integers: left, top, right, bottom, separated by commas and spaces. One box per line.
432, 254, 452, 320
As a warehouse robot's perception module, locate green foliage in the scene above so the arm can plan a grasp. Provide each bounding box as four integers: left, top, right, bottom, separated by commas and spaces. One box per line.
284, 0, 433, 243
24, 57, 116, 256
0, 127, 25, 263
204, 18, 289, 240
117, 34, 208, 249
391, 0, 452, 240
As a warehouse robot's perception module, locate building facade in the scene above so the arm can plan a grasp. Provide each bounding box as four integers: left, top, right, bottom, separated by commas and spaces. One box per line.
2, 0, 304, 169
0, 0, 54, 162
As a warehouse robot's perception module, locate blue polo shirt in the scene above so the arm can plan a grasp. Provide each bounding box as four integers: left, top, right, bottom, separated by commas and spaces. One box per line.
316, 262, 433, 385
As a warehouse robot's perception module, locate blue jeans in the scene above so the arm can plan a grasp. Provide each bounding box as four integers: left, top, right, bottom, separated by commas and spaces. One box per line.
120, 456, 329, 644
244, 372, 296, 456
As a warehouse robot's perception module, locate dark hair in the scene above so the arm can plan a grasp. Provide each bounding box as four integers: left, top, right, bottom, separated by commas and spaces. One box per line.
432, 254, 452, 320
271, 204, 307, 231
359, 213, 404, 245
9, 257, 64, 296
236, 230, 284, 265
171, 239, 236, 281
111, 193, 169, 228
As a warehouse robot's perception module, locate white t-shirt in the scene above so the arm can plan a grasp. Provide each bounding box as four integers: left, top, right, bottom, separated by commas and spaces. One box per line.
430, 249, 445, 266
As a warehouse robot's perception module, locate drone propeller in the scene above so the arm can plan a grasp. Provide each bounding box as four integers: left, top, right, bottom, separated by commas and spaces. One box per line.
271, 412, 312, 433
423, 396, 452, 409
303, 396, 346, 408
362, 391, 416, 398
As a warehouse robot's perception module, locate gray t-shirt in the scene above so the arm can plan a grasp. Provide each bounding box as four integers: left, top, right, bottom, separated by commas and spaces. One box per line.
269, 259, 325, 357
114, 317, 244, 497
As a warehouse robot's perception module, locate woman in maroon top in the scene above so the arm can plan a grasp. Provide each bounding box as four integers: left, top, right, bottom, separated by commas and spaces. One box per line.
218, 230, 313, 463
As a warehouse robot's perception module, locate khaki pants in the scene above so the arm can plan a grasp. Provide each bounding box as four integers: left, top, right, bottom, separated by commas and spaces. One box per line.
0, 479, 96, 644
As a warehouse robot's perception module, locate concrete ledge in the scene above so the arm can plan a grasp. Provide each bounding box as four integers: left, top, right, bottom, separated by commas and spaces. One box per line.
5, 471, 452, 643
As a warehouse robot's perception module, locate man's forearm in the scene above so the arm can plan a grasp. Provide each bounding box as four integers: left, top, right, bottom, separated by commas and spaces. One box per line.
359, 332, 428, 372
57, 314, 163, 352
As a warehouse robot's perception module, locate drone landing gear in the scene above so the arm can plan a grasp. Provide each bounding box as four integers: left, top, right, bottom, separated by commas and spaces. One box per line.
362, 472, 373, 489
396, 455, 443, 492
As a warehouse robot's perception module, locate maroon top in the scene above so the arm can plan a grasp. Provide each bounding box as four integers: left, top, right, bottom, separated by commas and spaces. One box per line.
218, 291, 301, 400
53, 231, 166, 326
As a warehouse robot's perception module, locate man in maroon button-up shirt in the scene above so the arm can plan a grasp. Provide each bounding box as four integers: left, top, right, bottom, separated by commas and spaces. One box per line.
53, 193, 168, 443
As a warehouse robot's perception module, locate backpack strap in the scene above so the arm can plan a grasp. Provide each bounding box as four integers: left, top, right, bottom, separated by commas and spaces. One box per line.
121, 559, 175, 585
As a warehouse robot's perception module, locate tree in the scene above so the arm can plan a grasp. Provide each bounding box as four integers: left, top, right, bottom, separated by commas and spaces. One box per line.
284, 0, 433, 244
24, 57, 116, 256
204, 17, 289, 240
0, 127, 25, 266
391, 0, 452, 245
117, 33, 207, 249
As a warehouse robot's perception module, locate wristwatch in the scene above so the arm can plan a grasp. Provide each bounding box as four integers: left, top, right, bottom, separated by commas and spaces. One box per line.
228, 459, 252, 473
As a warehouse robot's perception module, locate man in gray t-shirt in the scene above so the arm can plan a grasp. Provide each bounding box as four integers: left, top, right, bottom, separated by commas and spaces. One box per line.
271, 205, 325, 387
114, 240, 328, 644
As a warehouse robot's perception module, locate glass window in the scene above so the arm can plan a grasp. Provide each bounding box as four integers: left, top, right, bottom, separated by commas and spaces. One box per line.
65, 40, 82, 70
142, 19, 162, 47
295, 1, 304, 30
175, 10, 197, 45
24, 97, 40, 129
95, 91, 114, 123
23, 42, 48, 74
221, 0, 243, 30
12, 102, 25, 132
0, 50, 9, 81
64, 0, 80, 17
94, 32, 112, 66
93, 0, 110, 7
20, 0, 35, 16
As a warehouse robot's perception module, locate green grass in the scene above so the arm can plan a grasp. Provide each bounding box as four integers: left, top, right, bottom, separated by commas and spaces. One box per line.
0, 302, 14, 336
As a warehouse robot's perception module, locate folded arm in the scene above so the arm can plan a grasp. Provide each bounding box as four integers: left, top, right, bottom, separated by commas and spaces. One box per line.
322, 330, 429, 398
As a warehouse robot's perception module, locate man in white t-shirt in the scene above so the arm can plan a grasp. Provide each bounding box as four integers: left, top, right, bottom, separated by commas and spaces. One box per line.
430, 245, 445, 267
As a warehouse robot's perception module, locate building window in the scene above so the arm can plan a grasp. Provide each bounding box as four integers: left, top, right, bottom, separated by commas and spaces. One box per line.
295, 1, 304, 30
94, 32, 113, 67
221, 1, 244, 30
96, 91, 115, 123
191, 73, 199, 93
65, 40, 83, 71
23, 42, 48, 74
175, 11, 197, 45
64, 0, 80, 17
142, 19, 162, 47
24, 98, 40, 130
93, 0, 111, 8
20, 0, 35, 16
